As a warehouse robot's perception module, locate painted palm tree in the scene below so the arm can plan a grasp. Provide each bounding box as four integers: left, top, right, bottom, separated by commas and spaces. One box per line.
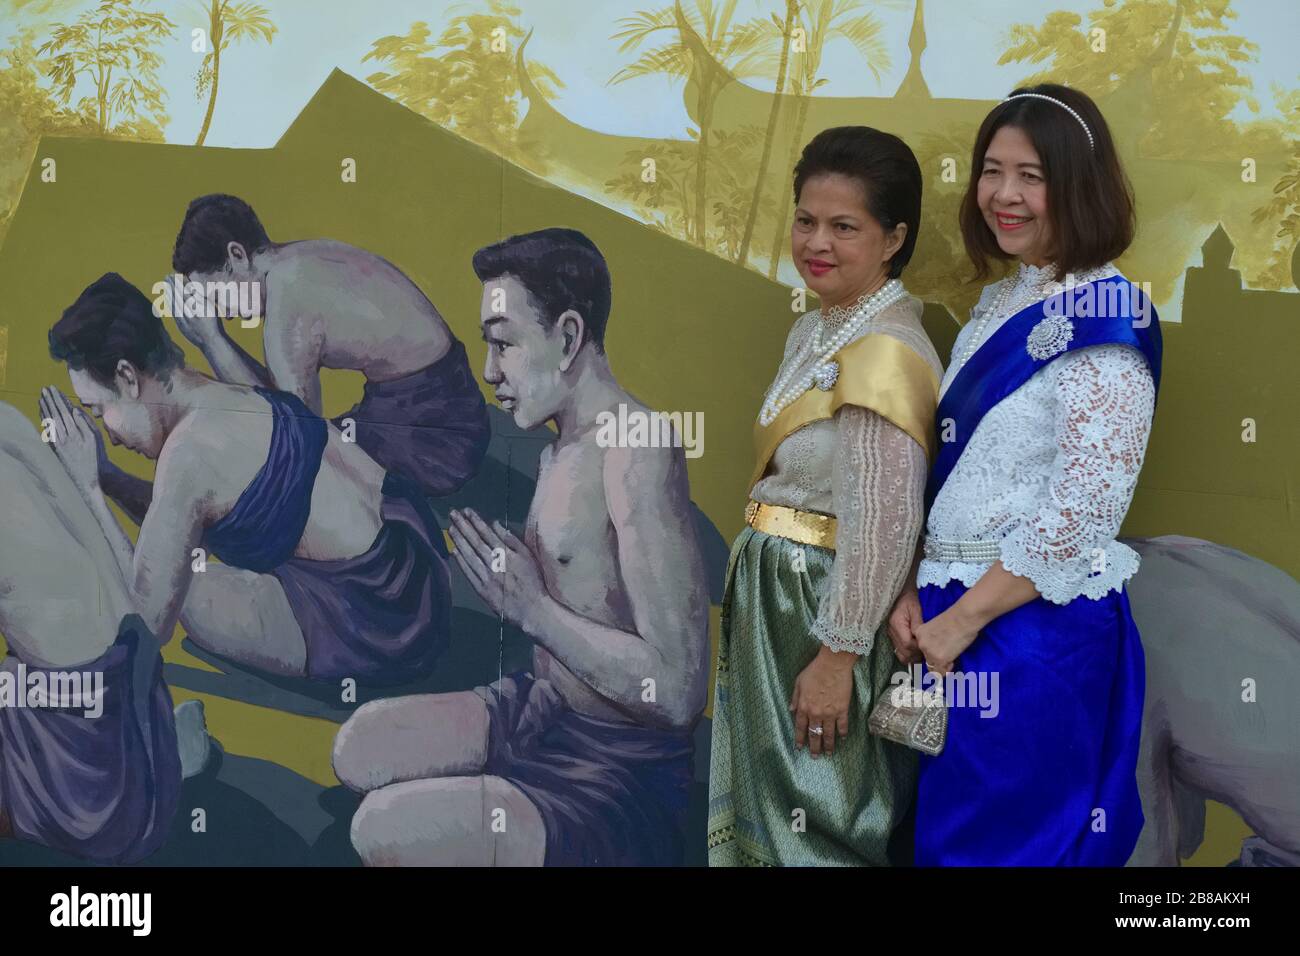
364, 5, 563, 168
194, 1, 276, 147
738, 0, 799, 268
610, 0, 772, 248
765, 0, 897, 279
39, 0, 175, 138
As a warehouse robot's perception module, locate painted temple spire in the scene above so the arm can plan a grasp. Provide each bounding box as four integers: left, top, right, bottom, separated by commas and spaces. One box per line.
896, 0, 931, 98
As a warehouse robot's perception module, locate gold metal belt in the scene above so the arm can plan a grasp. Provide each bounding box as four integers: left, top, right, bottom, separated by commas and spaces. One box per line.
744, 500, 837, 551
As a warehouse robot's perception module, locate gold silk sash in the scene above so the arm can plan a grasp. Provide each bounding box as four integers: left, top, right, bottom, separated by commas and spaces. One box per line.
749, 332, 940, 494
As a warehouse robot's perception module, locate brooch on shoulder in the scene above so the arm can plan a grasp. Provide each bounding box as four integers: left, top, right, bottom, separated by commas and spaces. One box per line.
813, 361, 839, 391
1026, 314, 1074, 361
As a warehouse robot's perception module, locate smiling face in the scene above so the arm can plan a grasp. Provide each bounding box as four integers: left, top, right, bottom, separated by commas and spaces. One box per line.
977, 125, 1053, 266
479, 274, 575, 431
68, 364, 164, 459
791, 172, 905, 309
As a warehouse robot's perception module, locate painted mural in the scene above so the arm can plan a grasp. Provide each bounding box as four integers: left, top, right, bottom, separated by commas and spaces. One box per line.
0, 0, 1296, 867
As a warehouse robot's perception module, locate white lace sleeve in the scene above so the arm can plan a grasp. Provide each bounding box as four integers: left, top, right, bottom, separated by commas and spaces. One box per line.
998, 344, 1156, 604
813, 405, 928, 654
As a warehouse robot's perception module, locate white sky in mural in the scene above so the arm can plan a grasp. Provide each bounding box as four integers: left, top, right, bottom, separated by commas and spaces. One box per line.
6, 0, 1297, 148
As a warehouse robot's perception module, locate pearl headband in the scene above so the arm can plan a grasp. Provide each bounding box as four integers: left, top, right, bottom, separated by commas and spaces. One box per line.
1000, 92, 1095, 151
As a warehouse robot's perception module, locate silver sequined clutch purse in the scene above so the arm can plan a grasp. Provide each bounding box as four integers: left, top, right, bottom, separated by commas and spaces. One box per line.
868, 669, 947, 756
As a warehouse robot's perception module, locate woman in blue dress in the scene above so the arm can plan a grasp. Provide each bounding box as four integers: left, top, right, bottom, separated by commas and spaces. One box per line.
886, 83, 1162, 865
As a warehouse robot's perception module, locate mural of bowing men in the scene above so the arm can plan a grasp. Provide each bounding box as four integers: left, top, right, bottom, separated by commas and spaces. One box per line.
99, 193, 491, 526
45, 273, 452, 686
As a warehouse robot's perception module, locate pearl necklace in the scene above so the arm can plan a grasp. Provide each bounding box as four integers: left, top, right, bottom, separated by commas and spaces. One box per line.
955, 265, 1054, 369
759, 279, 907, 426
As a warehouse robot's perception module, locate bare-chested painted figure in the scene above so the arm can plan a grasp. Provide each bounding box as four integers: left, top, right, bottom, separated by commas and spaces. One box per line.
0, 399, 182, 863
98, 194, 489, 524
333, 229, 710, 866
45, 273, 451, 686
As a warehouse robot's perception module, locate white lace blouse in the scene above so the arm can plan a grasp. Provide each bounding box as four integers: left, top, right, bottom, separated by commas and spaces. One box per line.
751, 295, 942, 654
916, 262, 1157, 605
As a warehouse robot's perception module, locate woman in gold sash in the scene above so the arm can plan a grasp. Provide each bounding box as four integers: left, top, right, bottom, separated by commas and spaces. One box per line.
708, 127, 941, 866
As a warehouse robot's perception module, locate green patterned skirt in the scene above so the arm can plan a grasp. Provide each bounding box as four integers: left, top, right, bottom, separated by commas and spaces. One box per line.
708, 525, 916, 866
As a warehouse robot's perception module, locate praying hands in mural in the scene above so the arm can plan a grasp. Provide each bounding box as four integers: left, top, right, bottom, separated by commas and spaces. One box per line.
38, 387, 101, 501
447, 508, 549, 631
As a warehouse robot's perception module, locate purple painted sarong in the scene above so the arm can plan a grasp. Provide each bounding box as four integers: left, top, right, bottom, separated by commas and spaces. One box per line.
331, 339, 490, 498
271, 472, 451, 684
479, 671, 694, 866
0, 614, 181, 864
202, 388, 451, 686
